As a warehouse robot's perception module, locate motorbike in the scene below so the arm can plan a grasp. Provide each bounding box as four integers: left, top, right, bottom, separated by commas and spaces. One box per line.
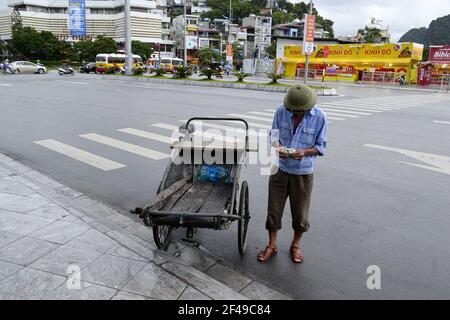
1, 62, 15, 74
58, 66, 75, 76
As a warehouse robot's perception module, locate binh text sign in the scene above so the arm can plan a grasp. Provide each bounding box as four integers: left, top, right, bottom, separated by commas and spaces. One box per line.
428, 46, 450, 64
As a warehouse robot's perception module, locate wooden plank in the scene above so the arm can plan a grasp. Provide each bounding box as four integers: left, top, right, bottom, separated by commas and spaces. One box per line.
170, 183, 215, 213
159, 182, 192, 211
199, 184, 233, 214
143, 176, 190, 210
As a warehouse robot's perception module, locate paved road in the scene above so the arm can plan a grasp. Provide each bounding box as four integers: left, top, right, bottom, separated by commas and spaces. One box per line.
1, 72, 450, 299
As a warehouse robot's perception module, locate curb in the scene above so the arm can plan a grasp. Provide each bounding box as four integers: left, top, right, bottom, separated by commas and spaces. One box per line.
102, 75, 338, 96
281, 78, 449, 94
0, 153, 292, 300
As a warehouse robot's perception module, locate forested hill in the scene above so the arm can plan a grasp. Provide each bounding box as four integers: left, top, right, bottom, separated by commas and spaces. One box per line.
399, 14, 450, 45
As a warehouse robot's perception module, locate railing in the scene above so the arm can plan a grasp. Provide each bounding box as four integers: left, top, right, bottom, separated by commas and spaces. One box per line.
295, 68, 324, 80
429, 74, 449, 88
361, 71, 401, 86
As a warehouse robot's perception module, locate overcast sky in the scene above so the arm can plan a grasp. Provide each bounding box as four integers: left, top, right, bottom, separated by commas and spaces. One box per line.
1, 0, 449, 42
298, 0, 450, 41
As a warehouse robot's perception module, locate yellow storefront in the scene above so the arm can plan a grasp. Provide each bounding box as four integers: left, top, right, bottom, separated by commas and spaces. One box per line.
279, 42, 424, 84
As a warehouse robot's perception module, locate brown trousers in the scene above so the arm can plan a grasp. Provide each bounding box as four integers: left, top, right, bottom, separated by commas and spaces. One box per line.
266, 169, 314, 232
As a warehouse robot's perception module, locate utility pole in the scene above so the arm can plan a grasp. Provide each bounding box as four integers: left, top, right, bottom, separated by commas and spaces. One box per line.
124, 0, 133, 76
304, 0, 313, 84
183, 0, 187, 66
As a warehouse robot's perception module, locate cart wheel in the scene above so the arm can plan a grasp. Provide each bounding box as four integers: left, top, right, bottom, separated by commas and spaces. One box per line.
238, 181, 250, 256
153, 225, 173, 250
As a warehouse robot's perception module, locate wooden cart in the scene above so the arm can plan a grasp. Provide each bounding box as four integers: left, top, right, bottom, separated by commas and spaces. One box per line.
135, 117, 258, 255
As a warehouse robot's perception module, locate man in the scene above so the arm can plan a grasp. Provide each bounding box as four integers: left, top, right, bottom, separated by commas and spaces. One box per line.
257, 84, 327, 264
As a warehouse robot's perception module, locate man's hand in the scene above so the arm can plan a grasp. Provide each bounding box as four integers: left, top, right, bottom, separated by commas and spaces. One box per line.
276, 147, 288, 159
291, 149, 306, 160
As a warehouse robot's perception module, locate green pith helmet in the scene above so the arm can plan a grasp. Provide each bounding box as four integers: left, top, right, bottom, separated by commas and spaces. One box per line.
283, 84, 317, 112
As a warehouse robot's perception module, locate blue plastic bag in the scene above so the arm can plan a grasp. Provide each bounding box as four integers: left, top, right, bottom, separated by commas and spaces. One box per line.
197, 165, 230, 183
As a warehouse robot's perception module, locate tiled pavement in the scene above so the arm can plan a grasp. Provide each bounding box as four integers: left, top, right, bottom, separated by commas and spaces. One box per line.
0, 153, 291, 300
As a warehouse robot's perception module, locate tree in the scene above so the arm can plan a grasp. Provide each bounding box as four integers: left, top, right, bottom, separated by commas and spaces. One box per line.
93, 36, 117, 55
272, 11, 294, 25
72, 39, 96, 63
11, 8, 23, 33
132, 40, 153, 61
359, 26, 383, 43
199, 47, 221, 67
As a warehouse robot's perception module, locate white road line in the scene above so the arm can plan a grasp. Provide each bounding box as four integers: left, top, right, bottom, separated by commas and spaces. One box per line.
318, 104, 382, 113
323, 112, 359, 118
0, 83, 12, 86
228, 113, 273, 122
118, 128, 175, 143
342, 100, 411, 107
355, 99, 420, 106
263, 110, 343, 121
69, 81, 89, 85
318, 107, 371, 115
34, 139, 125, 171
152, 123, 179, 131
248, 111, 276, 117
324, 116, 346, 121
80, 133, 170, 160
434, 120, 450, 125
225, 120, 272, 129
323, 101, 403, 110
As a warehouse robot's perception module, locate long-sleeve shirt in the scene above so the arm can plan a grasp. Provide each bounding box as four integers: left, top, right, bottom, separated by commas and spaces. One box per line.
270, 105, 328, 175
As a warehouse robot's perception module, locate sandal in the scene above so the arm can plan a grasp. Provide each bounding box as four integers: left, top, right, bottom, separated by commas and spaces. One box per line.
290, 245, 304, 264
257, 246, 278, 262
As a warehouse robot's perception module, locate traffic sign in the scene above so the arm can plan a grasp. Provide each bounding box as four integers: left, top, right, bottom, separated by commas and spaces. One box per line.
304, 42, 314, 56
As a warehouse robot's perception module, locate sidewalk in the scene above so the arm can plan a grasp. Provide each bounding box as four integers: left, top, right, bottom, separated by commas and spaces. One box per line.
0, 153, 291, 300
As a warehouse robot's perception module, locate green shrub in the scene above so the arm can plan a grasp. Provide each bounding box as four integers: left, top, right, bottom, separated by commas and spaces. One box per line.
173, 65, 192, 79
233, 71, 251, 82
105, 67, 116, 74
132, 67, 145, 75
199, 68, 218, 80
266, 72, 284, 84
154, 67, 166, 76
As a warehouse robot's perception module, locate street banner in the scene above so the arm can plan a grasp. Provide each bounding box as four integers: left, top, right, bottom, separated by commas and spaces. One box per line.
226, 44, 233, 63
428, 46, 450, 64
302, 14, 315, 56
186, 35, 198, 49
68, 0, 86, 36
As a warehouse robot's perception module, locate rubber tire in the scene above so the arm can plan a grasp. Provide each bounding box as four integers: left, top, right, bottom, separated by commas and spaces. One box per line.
238, 181, 250, 256
38, 68, 44, 74
152, 225, 173, 251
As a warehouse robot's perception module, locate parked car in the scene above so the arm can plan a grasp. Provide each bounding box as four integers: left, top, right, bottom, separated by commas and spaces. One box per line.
10, 61, 47, 74
79, 62, 97, 73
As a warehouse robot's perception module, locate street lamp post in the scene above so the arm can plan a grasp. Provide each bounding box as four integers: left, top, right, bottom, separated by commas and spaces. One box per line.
124, 0, 133, 76
184, 0, 187, 66
304, 0, 313, 84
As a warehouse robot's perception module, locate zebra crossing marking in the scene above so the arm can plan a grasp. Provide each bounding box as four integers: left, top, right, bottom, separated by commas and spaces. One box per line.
79, 133, 170, 160
118, 128, 175, 144
34, 139, 126, 171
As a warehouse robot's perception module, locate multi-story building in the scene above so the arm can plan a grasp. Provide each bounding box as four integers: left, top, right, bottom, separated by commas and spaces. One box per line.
0, 0, 174, 53
242, 14, 272, 59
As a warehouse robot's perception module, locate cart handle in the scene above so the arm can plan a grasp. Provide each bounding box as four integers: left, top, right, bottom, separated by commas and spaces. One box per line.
185, 117, 249, 151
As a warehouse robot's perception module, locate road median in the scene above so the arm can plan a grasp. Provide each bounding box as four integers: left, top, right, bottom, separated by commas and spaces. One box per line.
102, 74, 338, 96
